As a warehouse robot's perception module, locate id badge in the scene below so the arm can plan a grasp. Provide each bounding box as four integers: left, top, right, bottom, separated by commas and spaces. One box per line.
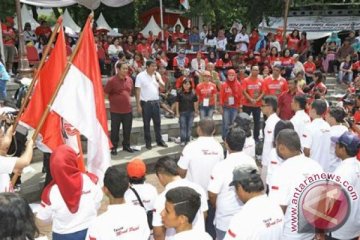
228, 96, 234, 105
171, 89, 177, 96
203, 98, 209, 107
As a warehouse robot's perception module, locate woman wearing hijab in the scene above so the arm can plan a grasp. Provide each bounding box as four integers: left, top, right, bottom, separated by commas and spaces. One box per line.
36, 145, 103, 240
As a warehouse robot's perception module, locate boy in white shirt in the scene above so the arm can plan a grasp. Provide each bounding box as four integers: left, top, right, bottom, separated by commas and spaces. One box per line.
87, 165, 150, 240
290, 95, 311, 148
161, 186, 212, 240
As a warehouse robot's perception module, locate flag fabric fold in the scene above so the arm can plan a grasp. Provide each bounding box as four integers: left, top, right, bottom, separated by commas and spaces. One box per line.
180, 0, 190, 9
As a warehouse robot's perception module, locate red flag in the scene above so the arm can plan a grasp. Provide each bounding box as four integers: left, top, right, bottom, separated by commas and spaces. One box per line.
51, 16, 111, 180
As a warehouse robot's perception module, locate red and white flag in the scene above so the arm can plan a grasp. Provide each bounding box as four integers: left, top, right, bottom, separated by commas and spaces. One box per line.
180, 0, 190, 9
51, 17, 111, 180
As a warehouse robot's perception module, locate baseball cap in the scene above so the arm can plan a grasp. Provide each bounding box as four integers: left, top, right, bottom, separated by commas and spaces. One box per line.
127, 158, 146, 179
331, 132, 360, 154
229, 165, 262, 186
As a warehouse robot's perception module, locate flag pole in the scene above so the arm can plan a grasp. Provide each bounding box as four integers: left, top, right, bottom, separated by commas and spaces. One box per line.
12, 17, 63, 131
11, 14, 93, 187
160, 0, 164, 41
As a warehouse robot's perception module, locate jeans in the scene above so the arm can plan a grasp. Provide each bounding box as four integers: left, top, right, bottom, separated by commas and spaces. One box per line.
179, 111, 194, 143
53, 229, 87, 240
200, 105, 215, 120
216, 228, 227, 240
141, 100, 163, 145
242, 106, 261, 141
338, 71, 353, 84
0, 80, 7, 100
222, 107, 238, 139
110, 112, 133, 149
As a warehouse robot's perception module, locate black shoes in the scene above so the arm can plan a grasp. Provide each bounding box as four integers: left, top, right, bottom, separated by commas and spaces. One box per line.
123, 146, 134, 153
157, 141, 168, 148
110, 148, 117, 156
146, 144, 152, 150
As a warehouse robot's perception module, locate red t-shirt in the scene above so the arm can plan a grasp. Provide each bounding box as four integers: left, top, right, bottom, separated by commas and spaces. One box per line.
352, 61, 360, 71
281, 56, 294, 66
136, 43, 151, 56
242, 77, 263, 107
104, 75, 133, 114
215, 59, 233, 69
196, 82, 218, 106
287, 36, 299, 51
35, 26, 52, 36
172, 32, 185, 41
303, 61, 316, 74
1, 24, 15, 46
278, 90, 304, 120
262, 76, 288, 98
220, 80, 242, 108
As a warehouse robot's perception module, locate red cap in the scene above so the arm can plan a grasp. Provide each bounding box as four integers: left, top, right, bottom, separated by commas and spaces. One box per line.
127, 158, 146, 178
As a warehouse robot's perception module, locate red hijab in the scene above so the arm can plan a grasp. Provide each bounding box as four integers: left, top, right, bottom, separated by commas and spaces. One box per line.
41, 145, 98, 213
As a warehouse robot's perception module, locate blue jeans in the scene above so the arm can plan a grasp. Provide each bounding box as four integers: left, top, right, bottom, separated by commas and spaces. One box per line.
200, 105, 214, 120
243, 106, 261, 141
53, 229, 87, 240
0, 80, 7, 100
179, 111, 194, 143
222, 107, 238, 140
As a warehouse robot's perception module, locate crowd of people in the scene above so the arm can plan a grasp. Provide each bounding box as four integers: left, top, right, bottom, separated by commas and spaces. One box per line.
1, 14, 360, 240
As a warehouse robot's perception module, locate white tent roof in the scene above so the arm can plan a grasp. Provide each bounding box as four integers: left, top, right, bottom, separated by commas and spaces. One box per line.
230, 21, 242, 31
140, 16, 162, 38
20, 0, 133, 9
259, 16, 360, 40
96, 13, 112, 31
14, 5, 40, 30
175, 18, 185, 32
63, 9, 81, 33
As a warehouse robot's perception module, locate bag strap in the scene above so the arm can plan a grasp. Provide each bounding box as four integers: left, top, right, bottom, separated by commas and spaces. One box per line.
129, 186, 145, 209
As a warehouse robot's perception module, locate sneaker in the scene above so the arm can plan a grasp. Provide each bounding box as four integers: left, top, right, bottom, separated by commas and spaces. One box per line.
180, 142, 186, 146
110, 148, 118, 156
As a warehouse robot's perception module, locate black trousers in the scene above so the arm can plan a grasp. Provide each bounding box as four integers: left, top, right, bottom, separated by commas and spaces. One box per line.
110, 112, 133, 149
141, 100, 162, 145
243, 106, 261, 142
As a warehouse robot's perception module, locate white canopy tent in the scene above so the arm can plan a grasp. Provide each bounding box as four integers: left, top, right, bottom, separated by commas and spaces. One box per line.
259, 16, 360, 40
63, 9, 81, 33
175, 18, 185, 32
140, 15, 162, 38
14, 4, 40, 30
96, 13, 112, 31
20, 0, 133, 9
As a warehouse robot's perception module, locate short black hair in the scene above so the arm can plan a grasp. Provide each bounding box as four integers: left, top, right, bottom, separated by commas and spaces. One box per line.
0, 193, 39, 240
104, 166, 129, 198
226, 126, 246, 151
129, 176, 146, 184
311, 99, 327, 116
116, 62, 127, 69
273, 120, 294, 147
263, 95, 278, 112
293, 95, 307, 110
146, 59, 156, 67
276, 129, 301, 152
328, 106, 346, 123
165, 187, 201, 224
198, 118, 215, 136
154, 156, 179, 176
233, 113, 252, 138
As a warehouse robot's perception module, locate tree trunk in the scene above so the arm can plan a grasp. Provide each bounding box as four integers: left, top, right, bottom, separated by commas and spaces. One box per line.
52, 7, 60, 18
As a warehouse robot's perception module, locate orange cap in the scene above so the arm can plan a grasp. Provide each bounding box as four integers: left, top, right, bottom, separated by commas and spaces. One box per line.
127, 158, 146, 178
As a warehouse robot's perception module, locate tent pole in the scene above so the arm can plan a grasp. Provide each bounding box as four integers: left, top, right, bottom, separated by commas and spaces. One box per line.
282, 0, 290, 50
160, 0, 164, 41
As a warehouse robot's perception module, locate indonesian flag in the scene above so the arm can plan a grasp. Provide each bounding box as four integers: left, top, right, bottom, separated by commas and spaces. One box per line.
180, 0, 190, 9
19, 21, 85, 171
51, 16, 111, 180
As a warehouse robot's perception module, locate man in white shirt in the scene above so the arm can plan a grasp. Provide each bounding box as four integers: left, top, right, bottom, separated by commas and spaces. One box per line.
261, 95, 280, 185
208, 126, 257, 240
87, 166, 150, 240
161, 186, 212, 240
225, 165, 284, 240
234, 27, 249, 53
325, 106, 349, 173
290, 95, 311, 148
135, 59, 168, 150
269, 129, 323, 240
327, 132, 360, 240
302, 99, 332, 172
153, 157, 208, 240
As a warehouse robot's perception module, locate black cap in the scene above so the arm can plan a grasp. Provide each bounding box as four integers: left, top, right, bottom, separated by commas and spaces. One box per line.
229, 165, 261, 187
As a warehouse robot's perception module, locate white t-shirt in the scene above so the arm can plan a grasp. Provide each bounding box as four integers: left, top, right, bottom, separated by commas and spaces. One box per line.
216, 38, 227, 51
302, 118, 332, 172
266, 148, 283, 186
208, 151, 257, 231
0, 156, 16, 192
135, 70, 160, 101
124, 183, 158, 211
243, 136, 255, 159
262, 113, 280, 167
172, 229, 212, 240
86, 203, 150, 240
152, 178, 208, 240
224, 195, 284, 240
328, 125, 348, 173
37, 174, 103, 234
269, 154, 323, 240
331, 157, 360, 239
290, 110, 311, 148
234, 33, 249, 52
178, 136, 224, 197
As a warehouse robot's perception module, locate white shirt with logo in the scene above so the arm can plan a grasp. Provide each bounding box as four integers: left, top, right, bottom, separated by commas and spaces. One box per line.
178, 136, 224, 197
269, 154, 323, 240
172, 229, 212, 240
208, 151, 257, 231
290, 110, 311, 148
86, 203, 150, 240
152, 178, 208, 239
124, 183, 158, 211
243, 136, 255, 159
262, 113, 280, 167
224, 195, 284, 240
266, 148, 283, 186
36, 174, 103, 234
0, 156, 16, 192
234, 33, 249, 52
302, 118, 332, 172
135, 70, 160, 101
328, 125, 348, 173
